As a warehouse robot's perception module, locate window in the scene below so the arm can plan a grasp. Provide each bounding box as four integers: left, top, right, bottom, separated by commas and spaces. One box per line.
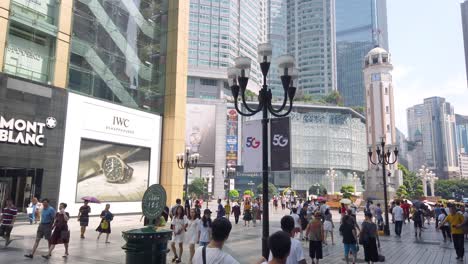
387, 124, 390, 132
385, 87, 388, 94
200, 78, 217, 86
386, 106, 389, 113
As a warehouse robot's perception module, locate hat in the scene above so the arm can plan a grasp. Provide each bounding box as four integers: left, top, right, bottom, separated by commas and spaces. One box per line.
204, 209, 212, 214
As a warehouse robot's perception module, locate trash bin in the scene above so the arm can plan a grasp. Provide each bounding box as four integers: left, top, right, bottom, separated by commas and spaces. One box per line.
122, 227, 172, 264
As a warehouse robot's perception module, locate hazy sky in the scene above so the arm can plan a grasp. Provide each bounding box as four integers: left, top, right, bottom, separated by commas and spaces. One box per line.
388, 0, 468, 136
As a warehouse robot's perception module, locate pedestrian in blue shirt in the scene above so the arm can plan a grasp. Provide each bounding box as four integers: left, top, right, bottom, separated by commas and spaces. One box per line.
217, 199, 225, 219
24, 199, 56, 259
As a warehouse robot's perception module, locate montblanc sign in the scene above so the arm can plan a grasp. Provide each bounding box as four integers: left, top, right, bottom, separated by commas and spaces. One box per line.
0, 116, 57, 147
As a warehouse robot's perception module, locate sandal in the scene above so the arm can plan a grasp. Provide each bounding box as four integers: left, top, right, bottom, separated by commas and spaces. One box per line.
172, 256, 178, 262
176, 258, 182, 263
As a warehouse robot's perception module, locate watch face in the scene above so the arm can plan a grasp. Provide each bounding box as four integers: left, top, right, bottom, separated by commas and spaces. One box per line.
103, 156, 124, 182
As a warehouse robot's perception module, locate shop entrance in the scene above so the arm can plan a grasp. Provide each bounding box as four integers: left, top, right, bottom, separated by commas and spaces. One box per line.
0, 167, 43, 212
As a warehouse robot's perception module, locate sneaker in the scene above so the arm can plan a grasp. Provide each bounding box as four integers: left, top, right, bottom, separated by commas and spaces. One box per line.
5, 240, 12, 247
24, 254, 33, 259
42, 255, 50, 259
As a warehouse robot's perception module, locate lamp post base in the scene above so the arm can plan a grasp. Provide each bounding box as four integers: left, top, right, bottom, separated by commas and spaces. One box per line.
383, 224, 390, 236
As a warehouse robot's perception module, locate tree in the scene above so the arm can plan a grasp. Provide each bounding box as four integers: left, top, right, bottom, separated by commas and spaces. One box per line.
256, 183, 278, 199
395, 185, 408, 199
340, 185, 355, 199
228, 189, 239, 199
244, 190, 254, 197
188, 178, 205, 198
308, 184, 327, 196
321, 90, 344, 106
398, 164, 423, 200
435, 179, 468, 199
244, 89, 257, 101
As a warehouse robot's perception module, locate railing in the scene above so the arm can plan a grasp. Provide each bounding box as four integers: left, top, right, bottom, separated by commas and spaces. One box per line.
10, 0, 56, 25
3, 63, 49, 83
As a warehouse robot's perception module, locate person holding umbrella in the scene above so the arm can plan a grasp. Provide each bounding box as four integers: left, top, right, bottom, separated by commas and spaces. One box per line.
78, 200, 91, 239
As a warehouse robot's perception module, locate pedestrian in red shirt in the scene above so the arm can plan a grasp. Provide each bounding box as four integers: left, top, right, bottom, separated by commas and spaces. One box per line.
0, 199, 18, 247
401, 200, 410, 224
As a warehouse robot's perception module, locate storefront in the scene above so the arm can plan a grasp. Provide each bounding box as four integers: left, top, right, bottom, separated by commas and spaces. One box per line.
0, 73, 67, 211
59, 93, 162, 216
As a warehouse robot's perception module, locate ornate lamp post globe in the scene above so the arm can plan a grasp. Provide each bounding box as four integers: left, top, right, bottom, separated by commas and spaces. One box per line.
228, 43, 297, 258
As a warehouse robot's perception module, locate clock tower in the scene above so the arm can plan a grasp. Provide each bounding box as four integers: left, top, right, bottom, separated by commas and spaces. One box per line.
363, 46, 402, 200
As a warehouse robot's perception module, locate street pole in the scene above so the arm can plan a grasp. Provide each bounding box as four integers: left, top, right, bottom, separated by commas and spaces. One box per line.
262, 104, 269, 258
176, 149, 199, 201
380, 141, 390, 236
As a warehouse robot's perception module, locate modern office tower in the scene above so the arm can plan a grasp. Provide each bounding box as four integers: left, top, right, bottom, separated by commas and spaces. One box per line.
456, 114, 468, 154
286, 0, 337, 96
363, 47, 401, 200
461, 0, 468, 87
396, 128, 409, 168
187, 0, 264, 99
0, 0, 189, 211
459, 151, 468, 179
268, 0, 288, 98
336, 0, 388, 107
407, 97, 459, 179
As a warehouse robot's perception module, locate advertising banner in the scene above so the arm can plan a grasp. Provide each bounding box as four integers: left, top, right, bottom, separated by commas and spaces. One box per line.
270, 117, 291, 171
242, 120, 262, 172
186, 104, 216, 164
226, 109, 238, 167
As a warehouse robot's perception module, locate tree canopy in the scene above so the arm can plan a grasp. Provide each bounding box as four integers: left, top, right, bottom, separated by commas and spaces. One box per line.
308, 183, 327, 196
256, 183, 278, 199
398, 164, 424, 200
188, 178, 205, 198
340, 185, 355, 199
435, 179, 468, 199
228, 189, 239, 199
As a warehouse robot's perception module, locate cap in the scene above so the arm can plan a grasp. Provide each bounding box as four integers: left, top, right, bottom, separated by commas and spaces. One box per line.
204, 209, 212, 214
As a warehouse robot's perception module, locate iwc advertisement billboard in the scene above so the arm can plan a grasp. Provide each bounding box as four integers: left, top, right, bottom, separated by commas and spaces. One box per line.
59, 93, 162, 216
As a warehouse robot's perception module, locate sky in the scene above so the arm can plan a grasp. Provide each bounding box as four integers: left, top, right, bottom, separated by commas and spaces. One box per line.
388, 0, 468, 136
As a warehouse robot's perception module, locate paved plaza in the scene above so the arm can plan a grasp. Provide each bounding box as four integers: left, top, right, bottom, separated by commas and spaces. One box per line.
0, 206, 467, 263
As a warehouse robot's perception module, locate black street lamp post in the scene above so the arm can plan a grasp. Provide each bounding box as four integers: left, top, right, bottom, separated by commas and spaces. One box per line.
176, 148, 199, 201
368, 137, 398, 236
228, 43, 297, 258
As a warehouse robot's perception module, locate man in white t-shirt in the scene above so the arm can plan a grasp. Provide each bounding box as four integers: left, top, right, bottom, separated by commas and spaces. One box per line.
269, 215, 306, 264
193, 218, 239, 264
392, 201, 404, 237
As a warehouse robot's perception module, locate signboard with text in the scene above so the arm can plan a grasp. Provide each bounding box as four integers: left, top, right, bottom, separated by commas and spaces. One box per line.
226, 109, 238, 168
270, 117, 291, 171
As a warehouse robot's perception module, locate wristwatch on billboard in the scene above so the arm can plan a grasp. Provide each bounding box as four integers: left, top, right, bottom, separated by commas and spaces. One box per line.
101, 148, 141, 183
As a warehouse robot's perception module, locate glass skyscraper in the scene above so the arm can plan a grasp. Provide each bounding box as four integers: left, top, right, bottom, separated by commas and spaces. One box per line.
267, 0, 287, 98
286, 0, 337, 96
335, 0, 388, 107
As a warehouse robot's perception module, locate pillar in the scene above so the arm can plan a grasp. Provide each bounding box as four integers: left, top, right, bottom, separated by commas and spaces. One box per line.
53, 0, 73, 88
0, 0, 10, 70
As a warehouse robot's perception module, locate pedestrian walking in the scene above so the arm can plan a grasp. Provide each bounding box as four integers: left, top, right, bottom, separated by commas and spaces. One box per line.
437, 209, 451, 243
323, 208, 335, 245
231, 201, 241, 224
262, 231, 291, 264
27, 197, 38, 224
401, 200, 411, 224
290, 207, 301, 238
256, 200, 262, 223
339, 215, 358, 264
434, 204, 442, 228
170, 205, 188, 263
306, 212, 324, 264
96, 204, 113, 243
252, 202, 259, 227
78, 200, 91, 239
390, 201, 395, 223
43, 202, 70, 259
185, 199, 191, 216
243, 200, 253, 227
186, 208, 201, 263
192, 217, 239, 264
439, 206, 465, 261
273, 197, 278, 211
281, 196, 286, 210
375, 204, 383, 230
412, 207, 424, 238
392, 201, 403, 237
0, 199, 17, 247
194, 200, 202, 219
217, 199, 225, 219
299, 203, 308, 240
199, 209, 212, 247
271, 215, 306, 264
458, 205, 468, 240
24, 198, 56, 259
224, 200, 231, 220
360, 213, 380, 264
170, 199, 182, 220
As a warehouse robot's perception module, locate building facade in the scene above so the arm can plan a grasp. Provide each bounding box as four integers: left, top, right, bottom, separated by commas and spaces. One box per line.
335, 0, 388, 107
407, 97, 459, 179
0, 0, 189, 212
286, 0, 337, 96
456, 114, 468, 154
461, 0, 468, 87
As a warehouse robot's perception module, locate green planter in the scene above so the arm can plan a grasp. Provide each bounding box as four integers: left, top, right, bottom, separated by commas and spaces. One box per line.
122, 227, 172, 264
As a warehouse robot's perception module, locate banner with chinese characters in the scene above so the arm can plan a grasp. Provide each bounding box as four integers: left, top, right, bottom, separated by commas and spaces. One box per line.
270, 117, 291, 171
242, 120, 262, 172
226, 109, 238, 168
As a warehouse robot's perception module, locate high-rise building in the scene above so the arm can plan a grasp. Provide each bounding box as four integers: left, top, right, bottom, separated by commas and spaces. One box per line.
0, 0, 188, 211
461, 0, 468, 87
268, 0, 288, 98
286, 0, 337, 96
335, 0, 388, 107
407, 97, 459, 179
363, 46, 401, 200
396, 128, 408, 168
187, 0, 264, 99
456, 114, 468, 154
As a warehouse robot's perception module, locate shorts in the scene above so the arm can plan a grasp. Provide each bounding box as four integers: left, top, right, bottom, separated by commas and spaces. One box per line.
0, 225, 13, 239
309, 241, 323, 259
344, 243, 357, 256
414, 221, 422, 229
36, 223, 52, 240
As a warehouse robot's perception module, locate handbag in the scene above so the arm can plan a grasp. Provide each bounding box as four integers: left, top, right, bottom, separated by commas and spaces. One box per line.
101, 220, 109, 230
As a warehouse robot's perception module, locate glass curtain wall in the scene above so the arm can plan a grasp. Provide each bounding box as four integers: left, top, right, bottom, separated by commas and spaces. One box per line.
68, 0, 168, 114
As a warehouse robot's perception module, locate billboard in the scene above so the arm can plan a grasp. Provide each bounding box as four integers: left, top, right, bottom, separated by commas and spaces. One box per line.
226, 109, 238, 167
270, 117, 291, 171
242, 120, 262, 172
75, 139, 150, 202
186, 104, 216, 164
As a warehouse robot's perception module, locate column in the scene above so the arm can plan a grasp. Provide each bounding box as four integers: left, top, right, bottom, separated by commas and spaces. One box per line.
160, 0, 189, 204
53, 0, 73, 88
0, 0, 10, 69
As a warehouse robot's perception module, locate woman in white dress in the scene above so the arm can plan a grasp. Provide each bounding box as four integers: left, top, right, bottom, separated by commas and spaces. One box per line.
185, 208, 200, 263
170, 206, 188, 263
323, 208, 335, 245
198, 209, 212, 247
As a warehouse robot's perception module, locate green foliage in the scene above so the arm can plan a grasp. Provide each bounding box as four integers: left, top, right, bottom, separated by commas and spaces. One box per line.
256, 183, 278, 199
188, 178, 205, 198
340, 185, 355, 199
351, 106, 366, 115
398, 164, 424, 200
244, 89, 257, 101
395, 185, 408, 199
244, 190, 254, 197
228, 189, 240, 199
321, 90, 344, 106
435, 179, 468, 199
308, 184, 327, 196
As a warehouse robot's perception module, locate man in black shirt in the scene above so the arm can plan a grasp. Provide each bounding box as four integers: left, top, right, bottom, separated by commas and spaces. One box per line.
339, 215, 358, 264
